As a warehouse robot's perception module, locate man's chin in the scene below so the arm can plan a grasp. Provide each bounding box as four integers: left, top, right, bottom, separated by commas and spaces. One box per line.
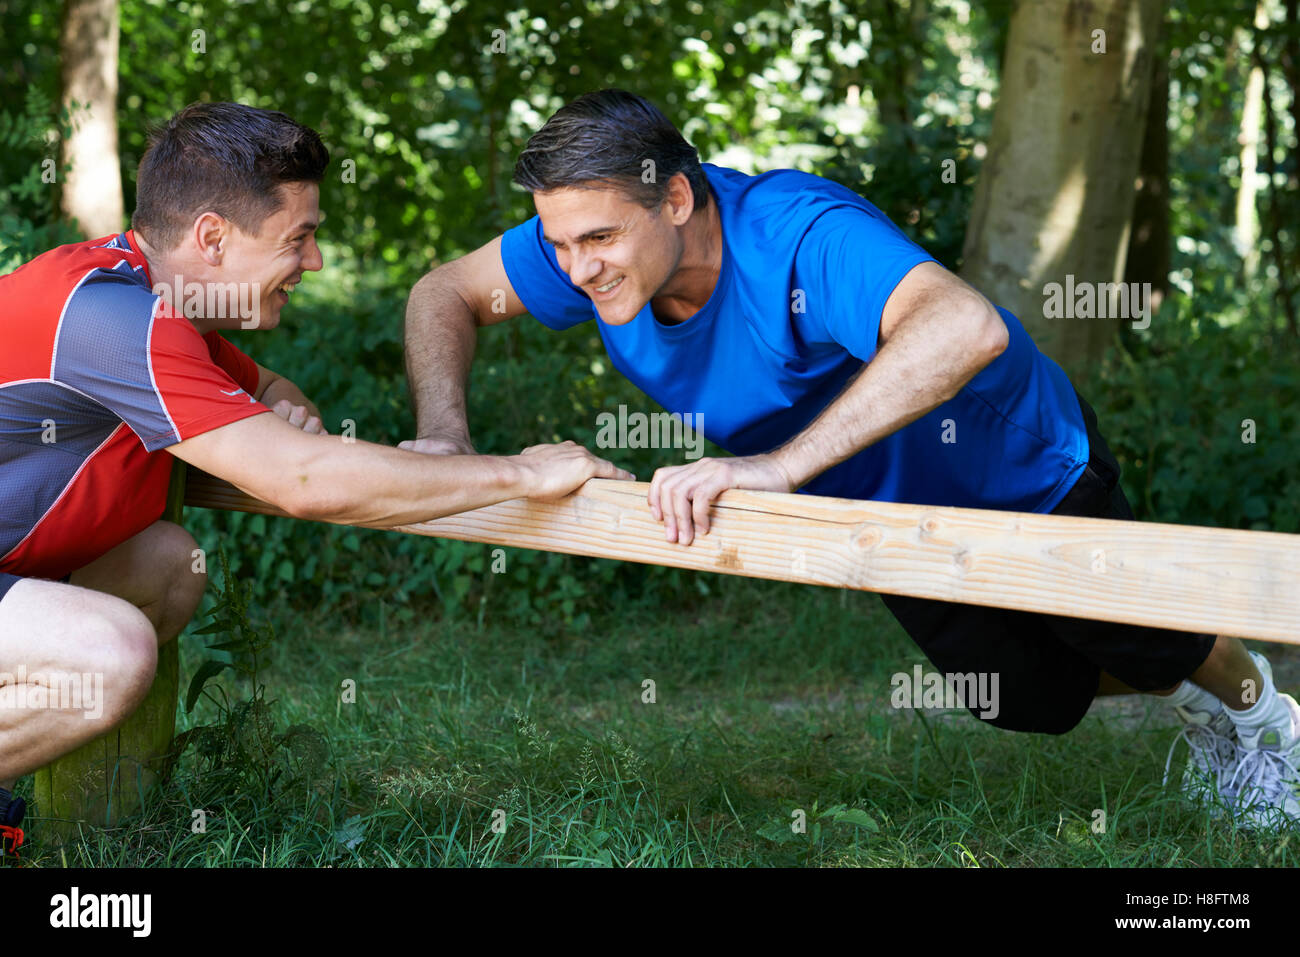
215, 309, 279, 332
594, 302, 642, 326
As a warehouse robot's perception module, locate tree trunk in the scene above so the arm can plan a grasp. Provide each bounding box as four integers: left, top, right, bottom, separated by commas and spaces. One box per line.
59, 0, 123, 239
1234, 2, 1270, 277
1124, 11, 1170, 316
960, 0, 1164, 374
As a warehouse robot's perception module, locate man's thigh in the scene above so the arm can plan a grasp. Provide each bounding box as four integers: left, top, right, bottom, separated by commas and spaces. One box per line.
0, 575, 154, 675
67, 520, 200, 608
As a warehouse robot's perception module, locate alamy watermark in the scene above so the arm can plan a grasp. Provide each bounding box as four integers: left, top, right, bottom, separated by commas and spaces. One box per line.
1042, 275, 1151, 331
151, 276, 272, 329
595, 405, 704, 460
0, 666, 104, 719
890, 664, 1000, 721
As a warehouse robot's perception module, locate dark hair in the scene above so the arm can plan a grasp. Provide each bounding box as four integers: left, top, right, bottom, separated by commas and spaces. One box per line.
131, 102, 329, 250
513, 89, 708, 212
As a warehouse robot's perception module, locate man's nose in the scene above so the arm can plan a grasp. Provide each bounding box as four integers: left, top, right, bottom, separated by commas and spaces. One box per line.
302, 237, 324, 272
568, 247, 601, 286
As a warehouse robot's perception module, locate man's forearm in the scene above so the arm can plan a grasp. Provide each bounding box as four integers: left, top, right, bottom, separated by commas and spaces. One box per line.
771, 298, 1007, 489
404, 266, 478, 441
289, 435, 527, 526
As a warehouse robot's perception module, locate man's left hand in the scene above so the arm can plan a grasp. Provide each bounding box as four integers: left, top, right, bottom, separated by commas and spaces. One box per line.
647, 454, 794, 545
270, 398, 328, 435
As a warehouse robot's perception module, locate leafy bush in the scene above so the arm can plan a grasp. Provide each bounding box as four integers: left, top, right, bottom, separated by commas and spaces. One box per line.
0, 88, 81, 272
1078, 303, 1300, 535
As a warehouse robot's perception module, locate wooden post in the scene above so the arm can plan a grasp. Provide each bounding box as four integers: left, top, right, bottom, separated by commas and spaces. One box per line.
33, 459, 185, 840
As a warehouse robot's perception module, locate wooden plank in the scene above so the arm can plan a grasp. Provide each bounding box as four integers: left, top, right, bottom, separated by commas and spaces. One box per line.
184, 470, 1300, 644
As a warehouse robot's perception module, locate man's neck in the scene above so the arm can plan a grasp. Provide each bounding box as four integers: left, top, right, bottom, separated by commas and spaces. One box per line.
650, 197, 723, 326
132, 231, 166, 285
132, 233, 212, 334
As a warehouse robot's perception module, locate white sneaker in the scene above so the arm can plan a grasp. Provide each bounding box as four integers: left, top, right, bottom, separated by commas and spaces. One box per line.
1164, 652, 1274, 816
1226, 691, 1300, 830
1164, 697, 1239, 814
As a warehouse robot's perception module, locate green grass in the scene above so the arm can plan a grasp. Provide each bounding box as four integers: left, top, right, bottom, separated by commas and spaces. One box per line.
16, 571, 1300, 867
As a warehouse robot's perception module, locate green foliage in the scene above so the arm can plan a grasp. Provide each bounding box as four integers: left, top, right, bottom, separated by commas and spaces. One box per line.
175, 547, 331, 810
25, 582, 1298, 867
0, 88, 80, 272
1078, 311, 1300, 535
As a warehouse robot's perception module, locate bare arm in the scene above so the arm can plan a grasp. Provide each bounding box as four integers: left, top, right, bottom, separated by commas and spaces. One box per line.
168, 411, 632, 527
769, 262, 1009, 488
647, 262, 1009, 544
402, 235, 528, 453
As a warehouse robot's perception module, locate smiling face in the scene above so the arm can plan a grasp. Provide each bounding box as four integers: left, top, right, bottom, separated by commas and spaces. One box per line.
533, 181, 690, 326
216, 181, 323, 330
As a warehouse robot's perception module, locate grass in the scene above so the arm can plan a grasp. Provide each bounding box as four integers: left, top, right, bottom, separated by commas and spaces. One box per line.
15, 570, 1300, 867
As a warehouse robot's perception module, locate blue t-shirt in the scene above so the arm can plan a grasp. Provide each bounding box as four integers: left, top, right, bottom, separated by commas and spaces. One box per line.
501, 163, 1088, 513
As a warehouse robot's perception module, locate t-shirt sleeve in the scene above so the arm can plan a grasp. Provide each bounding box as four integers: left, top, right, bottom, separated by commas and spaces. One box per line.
52, 275, 269, 452
792, 204, 938, 362
499, 215, 596, 331
204, 332, 262, 395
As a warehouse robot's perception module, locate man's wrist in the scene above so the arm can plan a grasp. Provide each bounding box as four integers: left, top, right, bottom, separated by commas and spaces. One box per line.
495, 454, 533, 498
264, 377, 313, 409
769, 445, 811, 491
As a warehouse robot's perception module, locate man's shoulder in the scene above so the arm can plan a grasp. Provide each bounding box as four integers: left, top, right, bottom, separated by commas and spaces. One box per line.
704, 163, 872, 213
5, 232, 147, 282
4, 234, 152, 319
704, 163, 892, 261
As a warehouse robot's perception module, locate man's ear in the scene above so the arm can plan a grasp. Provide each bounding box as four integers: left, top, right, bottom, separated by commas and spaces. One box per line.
666, 172, 696, 225
192, 211, 229, 266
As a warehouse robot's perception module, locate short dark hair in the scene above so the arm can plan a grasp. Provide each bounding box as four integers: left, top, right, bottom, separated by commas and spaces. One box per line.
513, 89, 708, 212
131, 102, 329, 250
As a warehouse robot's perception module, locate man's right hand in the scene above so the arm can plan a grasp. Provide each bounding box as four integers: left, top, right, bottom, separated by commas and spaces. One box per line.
514, 440, 635, 501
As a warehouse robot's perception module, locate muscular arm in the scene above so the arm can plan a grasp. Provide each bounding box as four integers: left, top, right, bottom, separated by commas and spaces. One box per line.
770, 262, 1009, 488
167, 411, 631, 527
648, 262, 1010, 544
403, 235, 527, 452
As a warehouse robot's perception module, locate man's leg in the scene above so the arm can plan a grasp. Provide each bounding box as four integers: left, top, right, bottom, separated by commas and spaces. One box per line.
0, 520, 206, 790
1052, 389, 1300, 823
0, 579, 157, 787
1096, 635, 1262, 710
67, 520, 207, 647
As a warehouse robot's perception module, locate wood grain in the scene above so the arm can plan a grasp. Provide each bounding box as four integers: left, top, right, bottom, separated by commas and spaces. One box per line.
185, 470, 1300, 644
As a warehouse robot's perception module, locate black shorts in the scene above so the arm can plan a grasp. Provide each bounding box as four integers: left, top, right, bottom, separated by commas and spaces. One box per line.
879, 389, 1217, 735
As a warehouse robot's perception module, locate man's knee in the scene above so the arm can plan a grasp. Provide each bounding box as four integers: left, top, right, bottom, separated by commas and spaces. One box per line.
152, 521, 205, 574
84, 599, 159, 726
154, 520, 207, 599
71, 520, 207, 644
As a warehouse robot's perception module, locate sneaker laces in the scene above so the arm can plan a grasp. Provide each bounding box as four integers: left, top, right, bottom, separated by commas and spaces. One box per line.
1227, 745, 1300, 812
1163, 712, 1238, 790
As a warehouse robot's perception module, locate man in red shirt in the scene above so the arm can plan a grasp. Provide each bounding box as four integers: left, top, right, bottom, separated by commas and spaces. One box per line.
0, 102, 630, 847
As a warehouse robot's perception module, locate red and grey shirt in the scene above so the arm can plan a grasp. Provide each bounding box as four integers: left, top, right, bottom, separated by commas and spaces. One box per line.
0, 230, 269, 579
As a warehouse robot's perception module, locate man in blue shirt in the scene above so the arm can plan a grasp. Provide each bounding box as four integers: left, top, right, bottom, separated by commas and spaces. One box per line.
403, 89, 1298, 827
